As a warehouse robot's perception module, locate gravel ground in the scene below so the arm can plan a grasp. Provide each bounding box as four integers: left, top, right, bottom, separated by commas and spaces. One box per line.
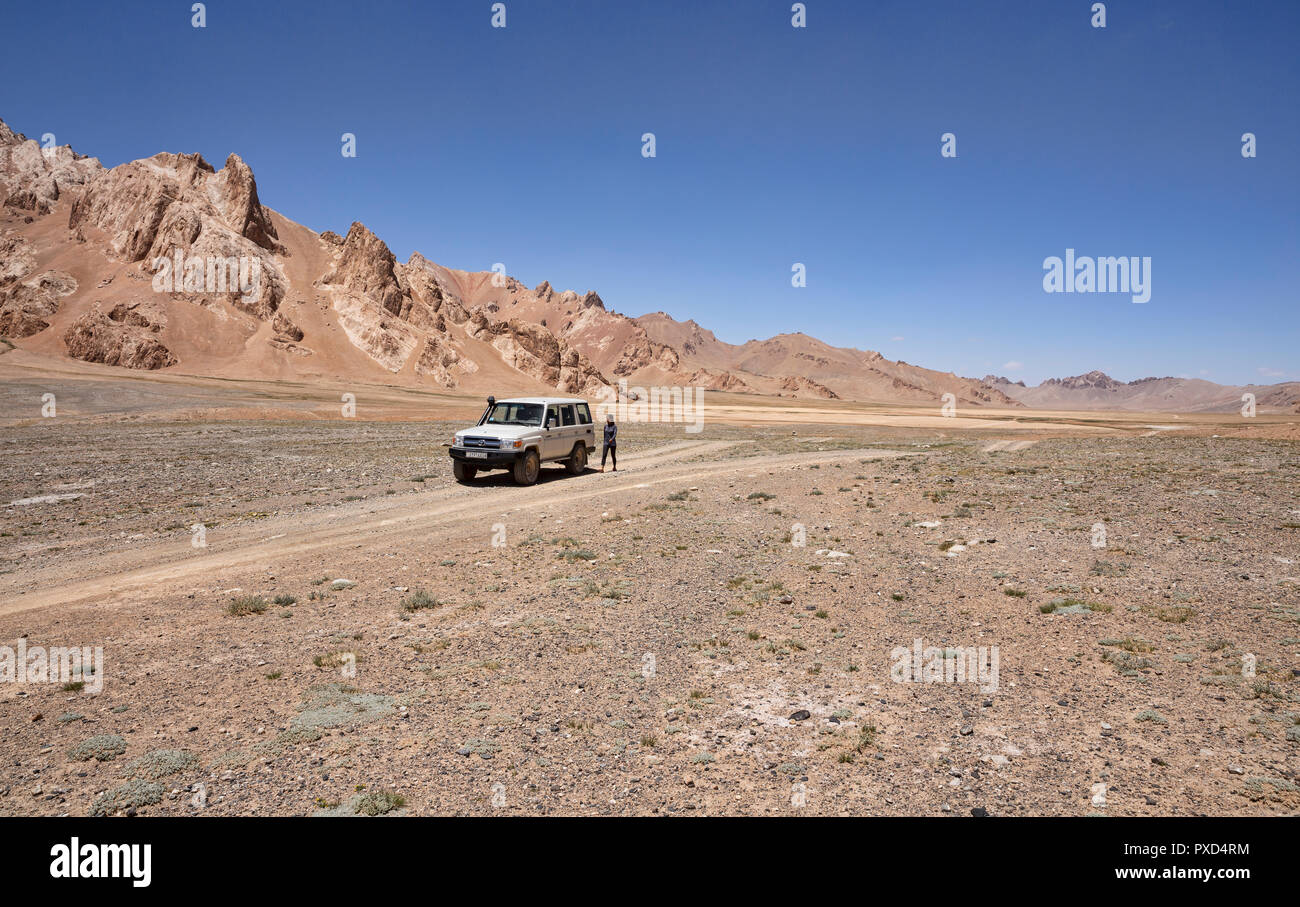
0, 421, 1296, 815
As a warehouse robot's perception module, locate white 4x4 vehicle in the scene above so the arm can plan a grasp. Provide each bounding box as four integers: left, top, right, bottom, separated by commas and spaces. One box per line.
450, 396, 596, 485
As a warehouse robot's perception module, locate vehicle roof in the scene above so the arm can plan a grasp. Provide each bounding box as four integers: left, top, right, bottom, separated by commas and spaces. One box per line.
494, 397, 589, 405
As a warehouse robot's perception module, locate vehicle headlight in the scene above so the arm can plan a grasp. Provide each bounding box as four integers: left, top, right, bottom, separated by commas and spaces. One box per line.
452, 435, 461, 446
501, 439, 522, 449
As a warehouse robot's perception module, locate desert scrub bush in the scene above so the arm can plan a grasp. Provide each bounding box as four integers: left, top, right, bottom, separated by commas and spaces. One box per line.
273, 594, 297, 606
559, 549, 596, 562
68, 734, 127, 762
227, 595, 268, 616
313, 789, 407, 817
666, 490, 693, 502
1090, 559, 1130, 577
124, 749, 197, 781
313, 651, 358, 670
1100, 637, 1154, 654
1134, 710, 1168, 725
401, 589, 439, 611
305, 682, 393, 723
747, 491, 774, 502
1002, 588, 1028, 598
1101, 648, 1153, 674
1040, 598, 1111, 614
1144, 604, 1195, 624
90, 779, 164, 817
352, 789, 406, 816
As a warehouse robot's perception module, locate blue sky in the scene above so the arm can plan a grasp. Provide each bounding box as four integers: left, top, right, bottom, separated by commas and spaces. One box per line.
3, 0, 1296, 385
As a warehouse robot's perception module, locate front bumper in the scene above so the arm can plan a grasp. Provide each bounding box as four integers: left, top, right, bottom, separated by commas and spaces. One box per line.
449, 446, 524, 469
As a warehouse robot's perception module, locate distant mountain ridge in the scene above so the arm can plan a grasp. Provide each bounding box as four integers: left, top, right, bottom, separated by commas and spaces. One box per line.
983, 371, 1300, 413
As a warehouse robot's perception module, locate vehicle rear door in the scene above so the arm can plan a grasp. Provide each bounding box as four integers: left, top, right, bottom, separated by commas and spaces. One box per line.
542, 405, 565, 459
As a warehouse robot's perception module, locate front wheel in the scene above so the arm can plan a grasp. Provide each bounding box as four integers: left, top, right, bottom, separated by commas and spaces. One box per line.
453, 460, 477, 483
513, 449, 540, 486
565, 443, 587, 475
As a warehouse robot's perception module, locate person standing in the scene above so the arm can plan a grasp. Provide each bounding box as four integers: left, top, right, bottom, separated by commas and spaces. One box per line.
600, 413, 618, 471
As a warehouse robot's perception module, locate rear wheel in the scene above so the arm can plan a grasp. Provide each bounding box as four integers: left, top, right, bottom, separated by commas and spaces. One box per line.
513, 449, 540, 485
566, 443, 587, 475
453, 460, 477, 483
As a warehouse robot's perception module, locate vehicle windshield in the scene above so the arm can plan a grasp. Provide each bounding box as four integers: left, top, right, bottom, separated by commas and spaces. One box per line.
484, 402, 544, 427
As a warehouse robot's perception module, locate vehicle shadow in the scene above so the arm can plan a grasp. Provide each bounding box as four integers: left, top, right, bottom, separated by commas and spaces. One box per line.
468, 466, 591, 487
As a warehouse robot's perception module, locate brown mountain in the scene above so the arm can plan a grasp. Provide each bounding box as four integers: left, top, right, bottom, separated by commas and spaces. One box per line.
11, 116, 1235, 411
984, 372, 1300, 413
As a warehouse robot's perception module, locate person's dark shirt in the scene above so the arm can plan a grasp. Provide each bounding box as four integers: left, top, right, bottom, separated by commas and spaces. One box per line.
603, 422, 617, 445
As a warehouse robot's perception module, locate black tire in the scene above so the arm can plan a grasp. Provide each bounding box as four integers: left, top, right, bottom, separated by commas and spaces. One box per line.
453, 460, 477, 483
566, 442, 587, 475
513, 449, 540, 486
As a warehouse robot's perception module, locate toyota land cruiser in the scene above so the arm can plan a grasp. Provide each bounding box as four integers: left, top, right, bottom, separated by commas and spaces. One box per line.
450, 396, 597, 485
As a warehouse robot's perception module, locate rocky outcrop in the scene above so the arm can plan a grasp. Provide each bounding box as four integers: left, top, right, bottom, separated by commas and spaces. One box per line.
320, 222, 406, 316
63, 303, 176, 369
687, 368, 750, 392
1042, 370, 1126, 391
779, 375, 839, 399
466, 311, 608, 395
0, 230, 36, 281
400, 253, 470, 327
414, 333, 469, 386
612, 332, 680, 377
0, 270, 77, 337
983, 374, 1026, 388
0, 122, 102, 215
210, 154, 282, 252
331, 293, 419, 372
271, 311, 303, 342
67, 152, 286, 319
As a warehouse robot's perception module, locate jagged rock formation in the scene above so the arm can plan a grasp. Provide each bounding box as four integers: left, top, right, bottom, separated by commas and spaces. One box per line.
0, 123, 101, 215
321, 222, 404, 316
465, 311, 607, 396
66, 151, 287, 321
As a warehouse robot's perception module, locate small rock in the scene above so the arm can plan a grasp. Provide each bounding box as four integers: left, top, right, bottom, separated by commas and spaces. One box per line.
1227, 764, 1244, 775
970, 807, 988, 817
789, 710, 811, 722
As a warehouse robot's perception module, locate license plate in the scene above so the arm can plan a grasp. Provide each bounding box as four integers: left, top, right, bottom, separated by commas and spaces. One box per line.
467, 451, 488, 459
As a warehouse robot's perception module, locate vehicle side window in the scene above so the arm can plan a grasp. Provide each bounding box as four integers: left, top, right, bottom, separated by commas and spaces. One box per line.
545, 407, 559, 428
576, 403, 592, 424
561, 405, 576, 426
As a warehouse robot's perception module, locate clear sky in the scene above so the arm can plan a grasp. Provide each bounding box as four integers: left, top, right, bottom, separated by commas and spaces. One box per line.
3, 0, 1296, 385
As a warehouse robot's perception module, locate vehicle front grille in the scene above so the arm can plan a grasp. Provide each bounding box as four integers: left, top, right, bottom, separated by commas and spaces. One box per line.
460, 436, 501, 449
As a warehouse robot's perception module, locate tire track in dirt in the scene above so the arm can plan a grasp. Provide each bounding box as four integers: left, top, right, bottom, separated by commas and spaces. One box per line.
1, 442, 920, 615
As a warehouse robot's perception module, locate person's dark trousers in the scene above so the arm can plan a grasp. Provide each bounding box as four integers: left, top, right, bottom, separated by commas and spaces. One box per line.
602, 443, 617, 469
